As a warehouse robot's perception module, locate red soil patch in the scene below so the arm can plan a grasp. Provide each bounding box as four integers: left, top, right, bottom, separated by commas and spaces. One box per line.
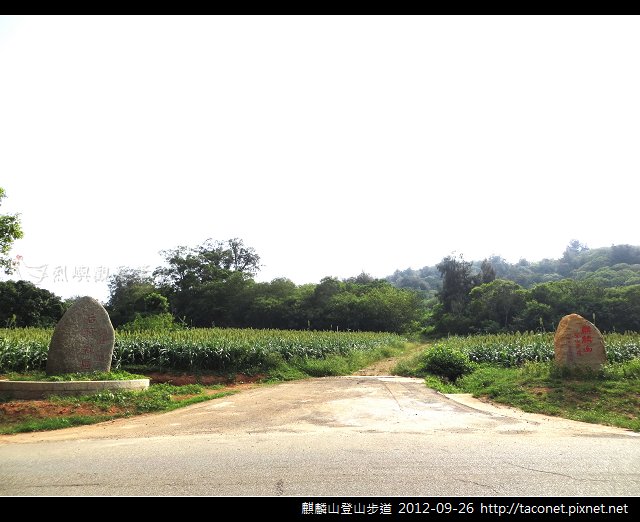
145, 372, 265, 387
0, 373, 260, 429
0, 400, 123, 425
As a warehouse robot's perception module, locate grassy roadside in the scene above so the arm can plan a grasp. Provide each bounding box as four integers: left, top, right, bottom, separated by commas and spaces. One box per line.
394, 347, 640, 431
264, 343, 411, 381
0, 383, 237, 435
3, 370, 147, 381
1, 342, 412, 435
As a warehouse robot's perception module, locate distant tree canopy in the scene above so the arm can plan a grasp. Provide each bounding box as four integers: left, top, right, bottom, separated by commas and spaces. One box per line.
102, 240, 422, 333
391, 242, 640, 336
0, 280, 65, 327
387, 241, 640, 294
4, 238, 640, 336
427, 266, 640, 336
435, 254, 475, 316
154, 238, 260, 293
106, 267, 167, 327
151, 238, 260, 328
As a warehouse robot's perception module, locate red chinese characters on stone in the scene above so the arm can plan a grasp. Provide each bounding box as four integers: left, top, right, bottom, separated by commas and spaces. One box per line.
574, 325, 594, 356
554, 314, 606, 370
97, 330, 112, 343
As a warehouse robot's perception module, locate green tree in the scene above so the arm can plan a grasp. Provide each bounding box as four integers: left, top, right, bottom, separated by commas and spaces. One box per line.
436, 254, 475, 315
599, 285, 640, 332
468, 279, 526, 331
106, 267, 159, 327
0, 280, 65, 327
0, 188, 23, 274
142, 292, 169, 314
359, 285, 422, 333
478, 258, 496, 285
559, 239, 589, 276
305, 277, 343, 330
154, 238, 260, 293
153, 239, 260, 327
610, 244, 640, 265
527, 279, 605, 329
515, 300, 554, 332
242, 278, 301, 329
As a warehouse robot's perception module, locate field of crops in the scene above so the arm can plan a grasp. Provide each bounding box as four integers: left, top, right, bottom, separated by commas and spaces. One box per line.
433, 332, 640, 367
0, 328, 406, 373
4, 328, 639, 375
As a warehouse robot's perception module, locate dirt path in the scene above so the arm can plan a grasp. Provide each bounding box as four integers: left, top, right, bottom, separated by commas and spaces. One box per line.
353, 342, 425, 375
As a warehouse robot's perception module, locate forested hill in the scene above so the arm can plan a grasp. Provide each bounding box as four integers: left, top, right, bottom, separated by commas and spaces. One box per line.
387, 242, 640, 296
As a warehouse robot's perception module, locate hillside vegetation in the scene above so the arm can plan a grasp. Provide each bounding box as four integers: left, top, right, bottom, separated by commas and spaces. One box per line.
2, 239, 640, 337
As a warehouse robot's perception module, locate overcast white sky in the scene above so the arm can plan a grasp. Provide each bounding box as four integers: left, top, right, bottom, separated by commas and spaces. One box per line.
1, 15, 639, 302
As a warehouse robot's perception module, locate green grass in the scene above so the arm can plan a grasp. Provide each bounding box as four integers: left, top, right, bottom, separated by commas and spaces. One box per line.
2, 415, 114, 433
2, 370, 146, 381
264, 344, 406, 382
0, 383, 236, 435
396, 355, 640, 431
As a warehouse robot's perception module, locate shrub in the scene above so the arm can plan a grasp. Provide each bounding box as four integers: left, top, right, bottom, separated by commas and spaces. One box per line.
421, 344, 475, 382
119, 313, 181, 332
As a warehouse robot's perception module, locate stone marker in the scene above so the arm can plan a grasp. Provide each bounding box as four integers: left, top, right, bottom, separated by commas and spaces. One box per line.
46, 296, 115, 375
554, 313, 606, 370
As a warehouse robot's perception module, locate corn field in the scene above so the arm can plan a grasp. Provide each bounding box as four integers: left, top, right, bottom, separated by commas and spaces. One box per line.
434, 332, 640, 367
0, 328, 406, 373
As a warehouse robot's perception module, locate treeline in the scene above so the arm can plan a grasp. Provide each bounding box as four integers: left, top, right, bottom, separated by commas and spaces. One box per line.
0, 280, 65, 328
1, 238, 640, 335
107, 239, 421, 333
430, 254, 640, 335
389, 241, 640, 295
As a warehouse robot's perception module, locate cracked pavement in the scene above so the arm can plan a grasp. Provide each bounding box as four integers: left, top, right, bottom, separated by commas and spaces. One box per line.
0, 376, 638, 496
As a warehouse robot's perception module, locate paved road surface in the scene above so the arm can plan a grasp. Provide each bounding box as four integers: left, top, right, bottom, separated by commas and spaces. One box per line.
1, 376, 638, 496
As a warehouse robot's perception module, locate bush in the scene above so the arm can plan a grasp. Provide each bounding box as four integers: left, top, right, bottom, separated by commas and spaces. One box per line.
602, 358, 640, 380
421, 344, 476, 382
119, 313, 181, 332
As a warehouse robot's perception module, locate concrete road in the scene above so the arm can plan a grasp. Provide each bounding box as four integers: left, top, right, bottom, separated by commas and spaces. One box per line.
0, 376, 638, 496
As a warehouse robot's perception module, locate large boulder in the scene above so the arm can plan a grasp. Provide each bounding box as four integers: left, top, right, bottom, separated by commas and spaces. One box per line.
46, 296, 115, 375
554, 313, 606, 370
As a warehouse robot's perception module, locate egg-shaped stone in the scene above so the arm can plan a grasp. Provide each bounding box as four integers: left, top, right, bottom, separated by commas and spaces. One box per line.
46, 296, 115, 375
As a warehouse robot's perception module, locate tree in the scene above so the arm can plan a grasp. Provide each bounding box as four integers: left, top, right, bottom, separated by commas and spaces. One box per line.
153, 239, 260, 327
515, 300, 554, 332
600, 285, 640, 332
477, 258, 496, 285
344, 272, 376, 285
559, 239, 589, 276
305, 277, 343, 330
0, 188, 24, 274
359, 285, 422, 333
0, 280, 65, 327
106, 267, 159, 327
527, 279, 605, 329
154, 238, 260, 293
610, 244, 640, 265
468, 279, 526, 331
241, 278, 302, 329
436, 254, 475, 314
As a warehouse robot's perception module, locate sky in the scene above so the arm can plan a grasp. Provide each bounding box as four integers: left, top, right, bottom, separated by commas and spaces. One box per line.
1, 15, 639, 302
